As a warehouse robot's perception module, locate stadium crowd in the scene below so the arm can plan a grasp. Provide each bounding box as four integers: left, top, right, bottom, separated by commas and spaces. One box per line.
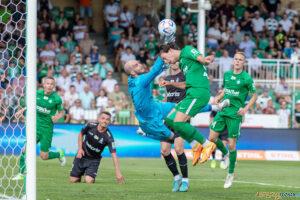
0, 0, 300, 128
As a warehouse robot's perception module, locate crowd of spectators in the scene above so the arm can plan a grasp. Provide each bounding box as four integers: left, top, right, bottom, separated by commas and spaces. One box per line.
0, 0, 300, 128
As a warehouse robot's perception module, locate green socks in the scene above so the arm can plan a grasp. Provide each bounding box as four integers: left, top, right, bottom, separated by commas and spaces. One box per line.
19, 151, 25, 174
216, 138, 228, 155
48, 151, 60, 159
173, 121, 207, 144
229, 150, 237, 174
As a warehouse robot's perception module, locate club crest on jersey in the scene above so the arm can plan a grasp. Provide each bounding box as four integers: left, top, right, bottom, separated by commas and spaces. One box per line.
237, 80, 240, 84
94, 135, 99, 140
49, 99, 52, 103
231, 76, 236, 80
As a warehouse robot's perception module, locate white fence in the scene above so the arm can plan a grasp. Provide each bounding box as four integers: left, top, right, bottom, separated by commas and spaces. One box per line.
208, 58, 300, 87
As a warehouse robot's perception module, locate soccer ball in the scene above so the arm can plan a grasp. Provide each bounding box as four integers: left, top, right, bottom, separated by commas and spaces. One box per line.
158, 19, 176, 37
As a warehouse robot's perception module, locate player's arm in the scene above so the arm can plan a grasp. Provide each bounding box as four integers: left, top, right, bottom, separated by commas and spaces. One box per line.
111, 152, 125, 184
184, 46, 214, 65
77, 124, 89, 158
140, 56, 164, 87
159, 80, 186, 90
52, 98, 64, 123
238, 79, 258, 116
214, 88, 225, 104
15, 107, 27, 118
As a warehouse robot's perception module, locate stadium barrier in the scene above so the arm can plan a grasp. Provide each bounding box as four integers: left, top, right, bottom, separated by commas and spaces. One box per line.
1, 124, 300, 161
208, 58, 300, 87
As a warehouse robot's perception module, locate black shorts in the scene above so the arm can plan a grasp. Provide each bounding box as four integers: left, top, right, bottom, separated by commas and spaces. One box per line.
70, 157, 101, 179
219, 129, 228, 141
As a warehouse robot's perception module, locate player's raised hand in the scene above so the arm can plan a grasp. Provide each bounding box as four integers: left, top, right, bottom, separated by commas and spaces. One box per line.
204, 55, 215, 65
76, 149, 85, 158
237, 107, 246, 116
116, 172, 125, 184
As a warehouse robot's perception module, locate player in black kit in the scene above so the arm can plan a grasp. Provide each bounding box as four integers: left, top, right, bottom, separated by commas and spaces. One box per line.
70, 112, 125, 184
158, 62, 195, 192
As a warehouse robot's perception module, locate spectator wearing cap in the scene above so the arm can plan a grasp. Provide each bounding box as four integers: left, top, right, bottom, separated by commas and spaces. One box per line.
282, 41, 294, 59
248, 51, 262, 78
239, 34, 256, 58
64, 85, 79, 107
102, 72, 117, 93
94, 55, 114, 80
79, 33, 96, 56
279, 14, 292, 33
207, 23, 222, 50
144, 34, 159, 59
90, 46, 100, 65
88, 72, 102, 96
121, 46, 136, 68
69, 99, 85, 124
55, 46, 69, 66
274, 77, 291, 103
119, 5, 134, 37
72, 73, 87, 93
294, 100, 300, 128
262, 99, 277, 114
186, 23, 198, 47
219, 50, 233, 75
255, 88, 272, 113
277, 101, 291, 128
252, 11, 264, 37
224, 36, 238, 57
79, 85, 95, 109
265, 12, 278, 32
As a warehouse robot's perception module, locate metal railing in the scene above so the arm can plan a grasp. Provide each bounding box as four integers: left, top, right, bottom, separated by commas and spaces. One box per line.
207, 58, 300, 87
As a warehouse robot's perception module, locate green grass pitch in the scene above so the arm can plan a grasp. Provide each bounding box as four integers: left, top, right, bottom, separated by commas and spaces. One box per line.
1, 157, 300, 200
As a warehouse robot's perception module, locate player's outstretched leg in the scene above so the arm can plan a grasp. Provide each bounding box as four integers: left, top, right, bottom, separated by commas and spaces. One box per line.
199, 99, 230, 113
12, 148, 25, 180
224, 138, 237, 188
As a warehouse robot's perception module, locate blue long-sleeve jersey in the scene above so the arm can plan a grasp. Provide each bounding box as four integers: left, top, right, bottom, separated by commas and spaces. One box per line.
128, 57, 164, 123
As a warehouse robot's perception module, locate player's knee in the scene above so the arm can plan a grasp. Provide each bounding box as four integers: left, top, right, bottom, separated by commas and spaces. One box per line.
208, 134, 217, 143
161, 148, 170, 156
228, 142, 236, 151
85, 176, 95, 183
40, 152, 48, 160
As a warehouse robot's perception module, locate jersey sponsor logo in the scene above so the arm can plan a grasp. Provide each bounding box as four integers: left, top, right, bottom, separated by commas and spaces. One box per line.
211, 121, 217, 128
36, 106, 51, 114
225, 88, 240, 96
86, 141, 100, 152
183, 66, 188, 75
166, 92, 180, 97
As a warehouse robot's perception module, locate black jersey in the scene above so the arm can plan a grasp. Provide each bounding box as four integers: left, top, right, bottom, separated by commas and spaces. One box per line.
165, 72, 186, 103
81, 122, 116, 160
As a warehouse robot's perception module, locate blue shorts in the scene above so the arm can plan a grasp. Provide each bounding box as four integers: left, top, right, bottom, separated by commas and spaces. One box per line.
139, 102, 175, 140
80, 6, 93, 18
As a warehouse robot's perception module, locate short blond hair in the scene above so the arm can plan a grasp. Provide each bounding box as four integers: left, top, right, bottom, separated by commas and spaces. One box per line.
235, 52, 246, 59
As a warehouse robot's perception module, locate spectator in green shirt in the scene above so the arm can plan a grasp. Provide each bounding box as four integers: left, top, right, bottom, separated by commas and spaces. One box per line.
37, 32, 48, 51
56, 46, 69, 66
64, 34, 77, 53
55, 12, 67, 27
177, 3, 190, 28
144, 34, 159, 59
234, 0, 246, 20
